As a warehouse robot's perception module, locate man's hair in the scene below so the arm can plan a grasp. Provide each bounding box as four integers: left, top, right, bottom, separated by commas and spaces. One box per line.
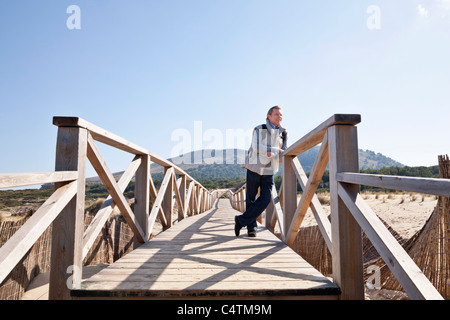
267, 106, 282, 117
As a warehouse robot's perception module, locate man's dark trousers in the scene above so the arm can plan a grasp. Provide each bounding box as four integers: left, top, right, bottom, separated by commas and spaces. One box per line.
236, 170, 274, 233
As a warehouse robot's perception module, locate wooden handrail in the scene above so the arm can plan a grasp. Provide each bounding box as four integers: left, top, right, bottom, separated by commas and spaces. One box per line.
0, 181, 78, 285
282, 114, 361, 157
337, 172, 450, 197
0, 171, 78, 189
53, 116, 205, 188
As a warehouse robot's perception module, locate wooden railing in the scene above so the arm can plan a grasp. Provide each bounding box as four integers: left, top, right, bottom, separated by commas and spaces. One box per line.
231, 114, 447, 300
0, 116, 217, 300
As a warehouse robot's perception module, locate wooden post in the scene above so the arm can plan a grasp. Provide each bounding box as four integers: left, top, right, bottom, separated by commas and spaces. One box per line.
328, 125, 364, 300
179, 175, 186, 219
265, 197, 274, 231
240, 188, 245, 213
49, 127, 87, 300
162, 167, 173, 229
201, 188, 206, 213
256, 187, 263, 224
282, 155, 297, 241
134, 154, 150, 243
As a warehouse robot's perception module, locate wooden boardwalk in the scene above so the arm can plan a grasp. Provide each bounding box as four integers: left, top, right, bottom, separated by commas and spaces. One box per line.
72, 199, 340, 299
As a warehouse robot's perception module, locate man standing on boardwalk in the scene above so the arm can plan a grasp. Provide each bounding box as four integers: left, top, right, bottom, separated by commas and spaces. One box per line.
235, 106, 287, 237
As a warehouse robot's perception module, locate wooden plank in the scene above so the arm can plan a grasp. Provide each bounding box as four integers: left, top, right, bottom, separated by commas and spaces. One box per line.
173, 175, 185, 220
178, 175, 187, 219
338, 183, 443, 300
286, 133, 329, 246
0, 171, 78, 189
148, 168, 173, 234
135, 154, 150, 243
92, 266, 316, 275
283, 114, 361, 157
270, 185, 285, 239
196, 185, 203, 215
107, 260, 313, 267
82, 156, 141, 258
162, 167, 174, 229
75, 281, 339, 296
327, 124, 364, 300
86, 133, 146, 243
185, 182, 194, 216
265, 195, 275, 230
291, 158, 332, 251
336, 172, 450, 197
193, 184, 200, 215
85, 270, 329, 283
149, 170, 157, 203
0, 181, 77, 285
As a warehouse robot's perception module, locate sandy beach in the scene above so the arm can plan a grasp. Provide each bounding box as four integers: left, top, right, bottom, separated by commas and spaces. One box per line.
301, 192, 437, 240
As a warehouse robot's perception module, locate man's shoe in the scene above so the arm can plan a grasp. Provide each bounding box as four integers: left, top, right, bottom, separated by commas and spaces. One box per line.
248, 230, 257, 237
234, 216, 242, 236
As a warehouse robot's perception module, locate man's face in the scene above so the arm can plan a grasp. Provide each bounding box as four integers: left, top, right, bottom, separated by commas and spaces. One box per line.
268, 109, 283, 127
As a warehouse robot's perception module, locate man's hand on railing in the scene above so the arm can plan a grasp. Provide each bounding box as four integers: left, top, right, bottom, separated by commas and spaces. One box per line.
266, 148, 285, 158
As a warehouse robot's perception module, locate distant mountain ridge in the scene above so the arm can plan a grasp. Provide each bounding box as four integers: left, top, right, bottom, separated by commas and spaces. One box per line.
147, 147, 404, 181
164, 147, 404, 171
84, 147, 404, 186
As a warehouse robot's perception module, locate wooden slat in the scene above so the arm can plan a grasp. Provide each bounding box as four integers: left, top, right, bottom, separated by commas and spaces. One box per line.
291, 158, 332, 251
193, 184, 200, 215
338, 182, 443, 300
82, 156, 141, 259
282, 156, 298, 241
86, 133, 146, 243
283, 114, 361, 157
173, 175, 185, 220
185, 182, 194, 216
0, 171, 78, 189
336, 172, 450, 197
270, 185, 285, 241
0, 181, 77, 285
286, 133, 329, 246
148, 168, 174, 235
162, 167, 174, 228
197, 185, 203, 214
178, 175, 187, 219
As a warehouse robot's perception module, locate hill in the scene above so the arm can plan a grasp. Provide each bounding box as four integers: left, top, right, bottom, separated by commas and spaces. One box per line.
82, 147, 403, 187
167, 147, 403, 168
141, 148, 404, 189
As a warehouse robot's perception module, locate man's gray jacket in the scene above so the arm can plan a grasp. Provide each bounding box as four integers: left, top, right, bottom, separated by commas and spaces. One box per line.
242, 119, 287, 176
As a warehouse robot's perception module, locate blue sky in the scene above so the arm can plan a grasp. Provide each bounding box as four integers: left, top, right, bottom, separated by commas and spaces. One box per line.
1, 0, 450, 178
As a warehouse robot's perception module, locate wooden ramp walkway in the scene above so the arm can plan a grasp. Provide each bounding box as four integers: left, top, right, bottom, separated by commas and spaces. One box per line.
72, 199, 340, 300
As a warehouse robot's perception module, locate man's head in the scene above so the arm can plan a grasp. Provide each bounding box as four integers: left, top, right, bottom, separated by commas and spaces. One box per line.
267, 106, 283, 128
